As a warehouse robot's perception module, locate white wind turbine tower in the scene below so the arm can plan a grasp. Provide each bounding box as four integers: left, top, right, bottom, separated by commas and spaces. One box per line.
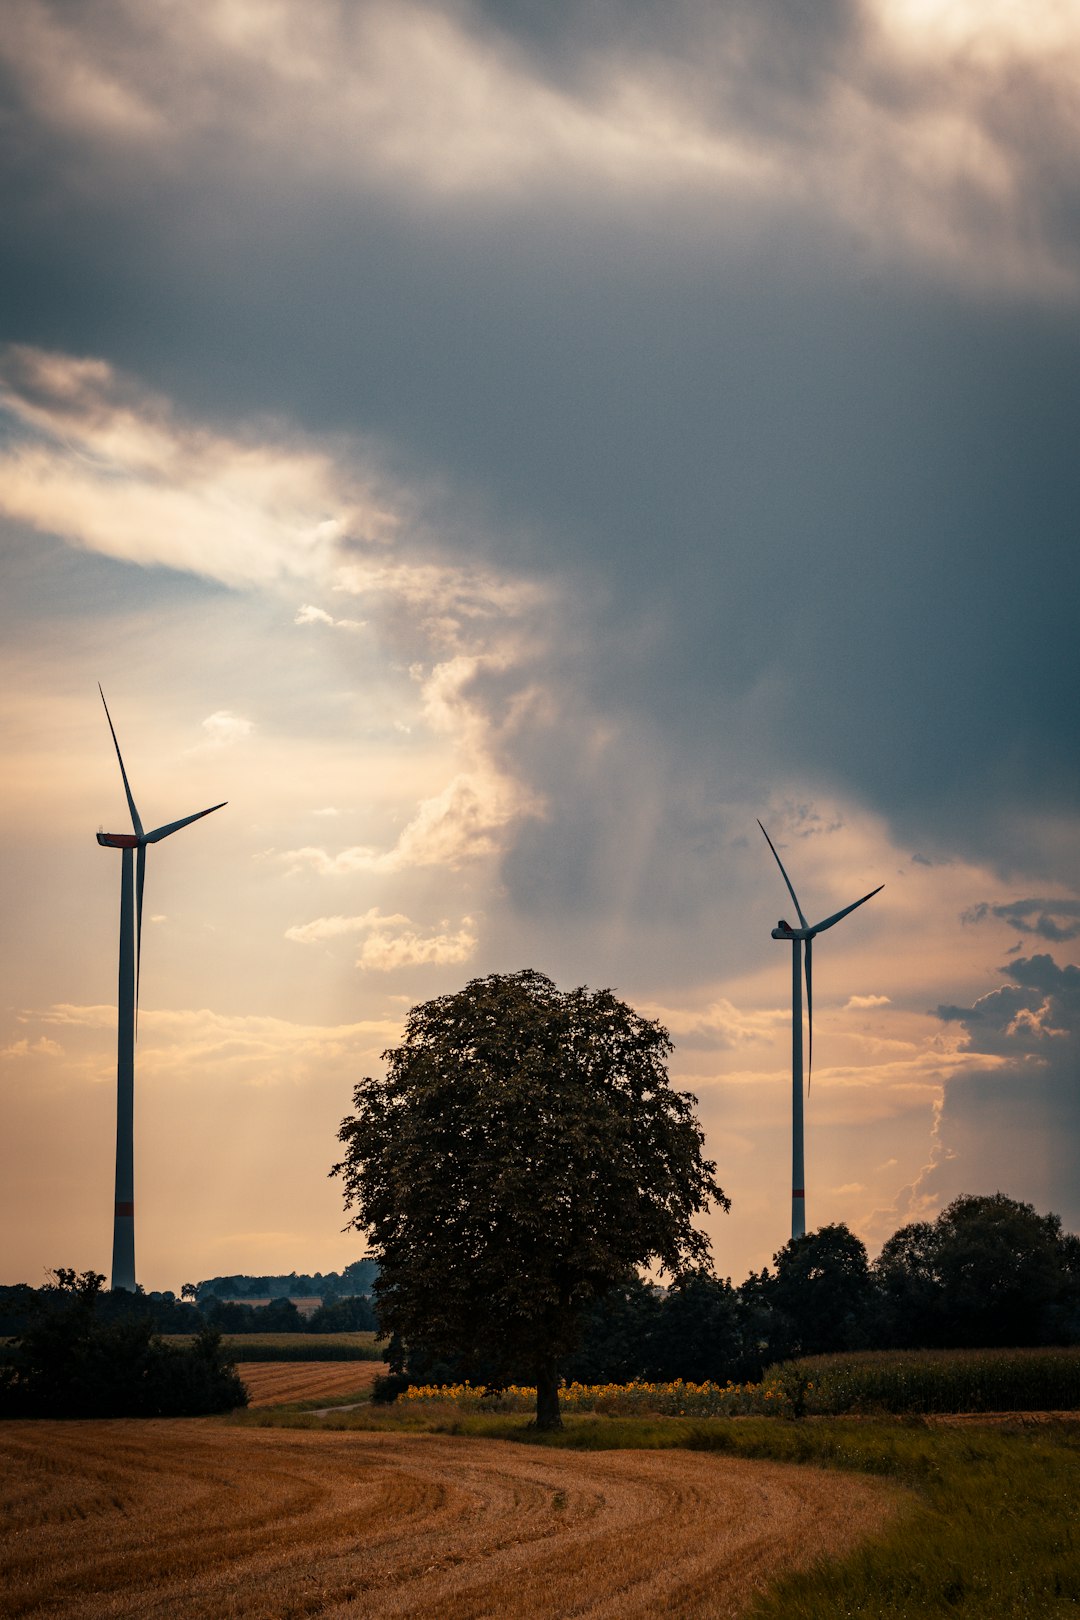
758, 821, 882, 1242
96, 688, 226, 1292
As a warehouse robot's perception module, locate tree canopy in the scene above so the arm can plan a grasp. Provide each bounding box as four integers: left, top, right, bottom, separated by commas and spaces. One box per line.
333, 969, 726, 1427
874, 1193, 1076, 1347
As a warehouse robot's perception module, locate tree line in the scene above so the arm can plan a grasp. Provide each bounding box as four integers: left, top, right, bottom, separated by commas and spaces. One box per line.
0, 1270, 247, 1419
569, 1193, 1080, 1387
389, 1193, 1080, 1394
0, 1274, 377, 1339
184, 1259, 378, 1303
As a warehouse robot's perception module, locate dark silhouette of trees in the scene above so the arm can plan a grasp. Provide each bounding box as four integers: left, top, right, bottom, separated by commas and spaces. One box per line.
190, 1260, 377, 1304
874, 1193, 1077, 1348
0, 1269, 247, 1418
306, 1294, 377, 1333
762, 1224, 876, 1360
644, 1270, 756, 1383
562, 1276, 662, 1385
333, 969, 726, 1428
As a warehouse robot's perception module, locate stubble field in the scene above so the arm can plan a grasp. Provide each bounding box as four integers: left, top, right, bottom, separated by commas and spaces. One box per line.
0, 1417, 899, 1619
239, 1360, 389, 1408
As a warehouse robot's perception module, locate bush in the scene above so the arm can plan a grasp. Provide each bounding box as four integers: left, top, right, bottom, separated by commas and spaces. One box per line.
372, 1372, 411, 1403
0, 1269, 248, 1418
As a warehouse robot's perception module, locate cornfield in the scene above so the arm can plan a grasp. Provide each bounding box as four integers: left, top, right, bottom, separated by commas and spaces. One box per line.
397, 1347, 1080, 1420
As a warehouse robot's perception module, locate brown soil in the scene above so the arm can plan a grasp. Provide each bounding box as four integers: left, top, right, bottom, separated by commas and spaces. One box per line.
0, 1420, 900, 1619
240, 1360, 389, 1407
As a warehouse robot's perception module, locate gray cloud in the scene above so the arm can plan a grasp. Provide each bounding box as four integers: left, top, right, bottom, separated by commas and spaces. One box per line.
1, 0, 1078, 925
928, 954, 1080, 1227
962, 899, 1080, 942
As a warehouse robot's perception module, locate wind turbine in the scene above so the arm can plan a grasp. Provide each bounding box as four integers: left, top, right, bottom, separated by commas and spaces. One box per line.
96, 688, 225, 1292
758, 821, 882, 1242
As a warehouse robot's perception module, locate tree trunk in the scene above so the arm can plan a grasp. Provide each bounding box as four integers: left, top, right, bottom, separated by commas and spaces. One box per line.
534, 1354, 562, 1431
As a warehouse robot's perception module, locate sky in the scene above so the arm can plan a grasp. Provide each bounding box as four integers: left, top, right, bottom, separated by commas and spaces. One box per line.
1, 0, 1077, 1293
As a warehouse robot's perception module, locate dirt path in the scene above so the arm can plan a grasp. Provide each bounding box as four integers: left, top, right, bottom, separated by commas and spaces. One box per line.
0, 1420, 900, 1619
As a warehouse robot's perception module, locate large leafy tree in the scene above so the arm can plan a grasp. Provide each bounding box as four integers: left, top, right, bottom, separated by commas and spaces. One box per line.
763, 1224, 875, 1360
333, 969, 727, 1428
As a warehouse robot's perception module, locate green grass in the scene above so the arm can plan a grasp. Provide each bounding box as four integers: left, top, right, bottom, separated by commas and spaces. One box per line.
723, 1417, 1080, 1620
162, 1332, 386, 1361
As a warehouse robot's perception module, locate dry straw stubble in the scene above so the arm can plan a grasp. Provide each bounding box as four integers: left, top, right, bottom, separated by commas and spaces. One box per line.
0, 1419, 900, 1619
238, 1360, 389, 1408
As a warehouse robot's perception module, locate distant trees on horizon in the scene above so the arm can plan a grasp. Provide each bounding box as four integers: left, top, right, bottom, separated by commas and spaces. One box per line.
2, 1196, 1076, 1386
558, 1192, 1080, 1387
185, 1257, 379, 1305
0, 1259, 379, 1340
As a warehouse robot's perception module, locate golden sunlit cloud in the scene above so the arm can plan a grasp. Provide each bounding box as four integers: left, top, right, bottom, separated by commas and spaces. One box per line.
0, 345, 395, 587
0, 343, 551, 892
29, 1003, 399, 1087
280, 767, 535, 876
1, 1036, 63, 1059
295, 604, 366, 631
284, 907, 478, 971
199, 711, 254, 748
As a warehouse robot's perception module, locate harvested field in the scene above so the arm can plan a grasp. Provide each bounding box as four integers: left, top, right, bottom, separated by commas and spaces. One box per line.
0, 1420, 900, 1619
240, 1360, 389, 1407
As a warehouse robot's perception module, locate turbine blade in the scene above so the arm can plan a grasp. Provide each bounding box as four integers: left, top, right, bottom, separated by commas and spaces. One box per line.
804, 934, 812, 1093
757, 820, 808, 930
99, 686, 144, 838
145, 802, 227, 844
808, 884, 884, 935
135, 844, 145, 1040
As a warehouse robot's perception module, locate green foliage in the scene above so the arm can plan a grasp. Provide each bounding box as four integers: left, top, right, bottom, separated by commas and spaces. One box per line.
306, 1294, 377, 1333
372, 1372, 412, 1403
0, 1269, 247, 1417
874, 1193, 1078, 1348
0, 1283, 42, 1337
765, 1223, 875, 1358
333, 969, 726, 1427
730, 1420, 1080, 1620
647, 1268, 763, 1382
203, 1296, 305, 1332
562, 1276, 662, 1384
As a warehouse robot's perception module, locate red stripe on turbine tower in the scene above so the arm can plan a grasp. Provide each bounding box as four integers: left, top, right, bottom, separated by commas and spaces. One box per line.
115, 1201, 134, 1216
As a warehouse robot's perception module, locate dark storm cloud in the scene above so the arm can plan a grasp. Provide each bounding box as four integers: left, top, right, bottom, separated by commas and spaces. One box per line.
935, 952, 1080, 1058
962, 899, 1080, 943
473, 0, 864, 125
2, 0, 1079, 931
929, 954, 1080, 1226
